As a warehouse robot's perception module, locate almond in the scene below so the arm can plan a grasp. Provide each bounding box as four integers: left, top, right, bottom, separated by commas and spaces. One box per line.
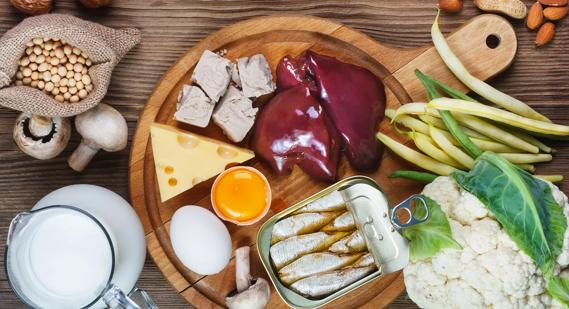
544, 6, 569, 20
538, 0, 568, 6
474, 0, 528, 19
536, 22, 555, 47
527, 2, 544, 30
439, 0, 463, 12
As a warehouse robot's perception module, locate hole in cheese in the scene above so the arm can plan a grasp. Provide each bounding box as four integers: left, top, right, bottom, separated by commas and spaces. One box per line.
164, 166, 174, 174
217, 146, 238, 159
168, 178, 178, 186
177, 134, 200, 149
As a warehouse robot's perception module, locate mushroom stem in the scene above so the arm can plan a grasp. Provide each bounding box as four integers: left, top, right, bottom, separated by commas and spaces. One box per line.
226, 246, 271, 309
68, 103, 128, 172
236, 246, 252, 293
29, 115, 53, 138
68, 142, 100, 172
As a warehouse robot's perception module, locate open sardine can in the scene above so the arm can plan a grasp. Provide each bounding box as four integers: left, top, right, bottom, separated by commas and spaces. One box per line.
256, 176, 429, 309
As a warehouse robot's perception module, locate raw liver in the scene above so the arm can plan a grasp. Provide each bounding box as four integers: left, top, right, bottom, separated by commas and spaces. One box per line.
276, 55, 315, 92
252, 85, 342, 182
276, 51, 386, 171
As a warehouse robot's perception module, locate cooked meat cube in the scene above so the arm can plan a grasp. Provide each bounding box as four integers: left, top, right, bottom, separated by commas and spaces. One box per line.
191, 50, 232, 102
213, 85, 258, 142
236, 54, 275, 98
174, 85, 214, 128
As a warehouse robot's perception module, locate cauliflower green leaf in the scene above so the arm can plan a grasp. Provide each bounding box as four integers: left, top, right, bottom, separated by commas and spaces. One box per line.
548, 276, 569, 305
452, 152, 567, 278
402, 195, 462, 261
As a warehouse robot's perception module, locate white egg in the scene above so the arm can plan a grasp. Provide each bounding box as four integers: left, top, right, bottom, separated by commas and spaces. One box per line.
170, 206, 232, 275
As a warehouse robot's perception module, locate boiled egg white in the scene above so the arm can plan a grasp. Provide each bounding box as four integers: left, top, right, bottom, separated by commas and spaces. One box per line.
170, 206, 232, 275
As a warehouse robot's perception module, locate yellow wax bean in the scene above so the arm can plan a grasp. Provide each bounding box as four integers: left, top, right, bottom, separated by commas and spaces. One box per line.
418, 114, 489, 140
376, 132, 459, 176
451, 112, 540, 154
509, 130, 553, 154
429, 98, 569, 137
431, 12, 550, 122
534, 175, 564, 183
412, 132, 463, 168
429, 125, 474, 169
498, 153, 553, 164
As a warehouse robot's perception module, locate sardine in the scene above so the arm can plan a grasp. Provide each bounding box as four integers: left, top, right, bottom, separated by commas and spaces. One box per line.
294, 191, 346, 213
329, 230, 367, 253
271, 211, 342, 244
279, 252, 363, 285
290, 266, 377, 298
270, 231, 349, 270
321, 211, 355, 232
352, 253, 376, 268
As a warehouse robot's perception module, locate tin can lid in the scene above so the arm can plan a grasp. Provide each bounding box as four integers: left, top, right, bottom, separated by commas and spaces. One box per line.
339, 183, 428, 274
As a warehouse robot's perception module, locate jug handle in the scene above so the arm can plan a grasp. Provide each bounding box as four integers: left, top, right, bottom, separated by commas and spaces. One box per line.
103, 284, 157, 309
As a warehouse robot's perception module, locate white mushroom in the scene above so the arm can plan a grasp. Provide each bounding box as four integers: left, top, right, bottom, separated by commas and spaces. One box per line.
13, 114, 70, 160
226, 247, 271, 309
68, 103, 128, 172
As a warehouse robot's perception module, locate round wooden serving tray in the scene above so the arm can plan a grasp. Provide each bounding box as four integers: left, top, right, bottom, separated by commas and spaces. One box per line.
129, 14, 517, 308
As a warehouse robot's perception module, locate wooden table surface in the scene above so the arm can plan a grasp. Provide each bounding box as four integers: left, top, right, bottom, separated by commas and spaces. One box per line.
1, 0, 568, 308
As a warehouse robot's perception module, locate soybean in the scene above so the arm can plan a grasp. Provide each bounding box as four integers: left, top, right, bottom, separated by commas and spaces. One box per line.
13, 38, 94, 103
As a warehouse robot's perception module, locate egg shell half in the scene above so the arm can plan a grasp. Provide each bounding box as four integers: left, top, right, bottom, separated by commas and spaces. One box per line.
170, 206, 232, 275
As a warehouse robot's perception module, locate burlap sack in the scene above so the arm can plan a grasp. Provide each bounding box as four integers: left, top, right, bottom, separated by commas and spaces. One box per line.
0, 14, 141, 117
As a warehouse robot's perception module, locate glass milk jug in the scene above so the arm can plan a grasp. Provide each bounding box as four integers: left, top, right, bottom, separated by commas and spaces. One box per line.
5, 205, 157, 309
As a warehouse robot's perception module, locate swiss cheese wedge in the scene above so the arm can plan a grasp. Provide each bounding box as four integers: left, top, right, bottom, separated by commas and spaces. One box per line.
150, 123, 255, 202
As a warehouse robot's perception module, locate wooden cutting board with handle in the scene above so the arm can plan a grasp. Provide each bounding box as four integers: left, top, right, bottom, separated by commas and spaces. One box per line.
129, 14, 516, 308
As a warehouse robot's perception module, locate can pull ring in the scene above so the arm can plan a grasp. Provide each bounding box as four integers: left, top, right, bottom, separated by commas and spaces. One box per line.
390, 194, 429, 229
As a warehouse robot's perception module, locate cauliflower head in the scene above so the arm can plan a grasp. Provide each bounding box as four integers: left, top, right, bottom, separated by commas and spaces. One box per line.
404, 176, 569, 309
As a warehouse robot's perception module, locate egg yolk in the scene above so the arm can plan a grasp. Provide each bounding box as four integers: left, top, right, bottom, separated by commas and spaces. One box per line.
213, 168, 269, 222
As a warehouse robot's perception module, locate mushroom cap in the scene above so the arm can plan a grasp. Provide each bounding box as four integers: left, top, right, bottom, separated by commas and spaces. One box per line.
225, 278, 271, 309
75, 103, 128, 152
13, 113, 71, 160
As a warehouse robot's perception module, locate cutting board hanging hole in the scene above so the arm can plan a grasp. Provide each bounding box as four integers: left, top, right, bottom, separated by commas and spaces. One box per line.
486, 34, 501, 49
